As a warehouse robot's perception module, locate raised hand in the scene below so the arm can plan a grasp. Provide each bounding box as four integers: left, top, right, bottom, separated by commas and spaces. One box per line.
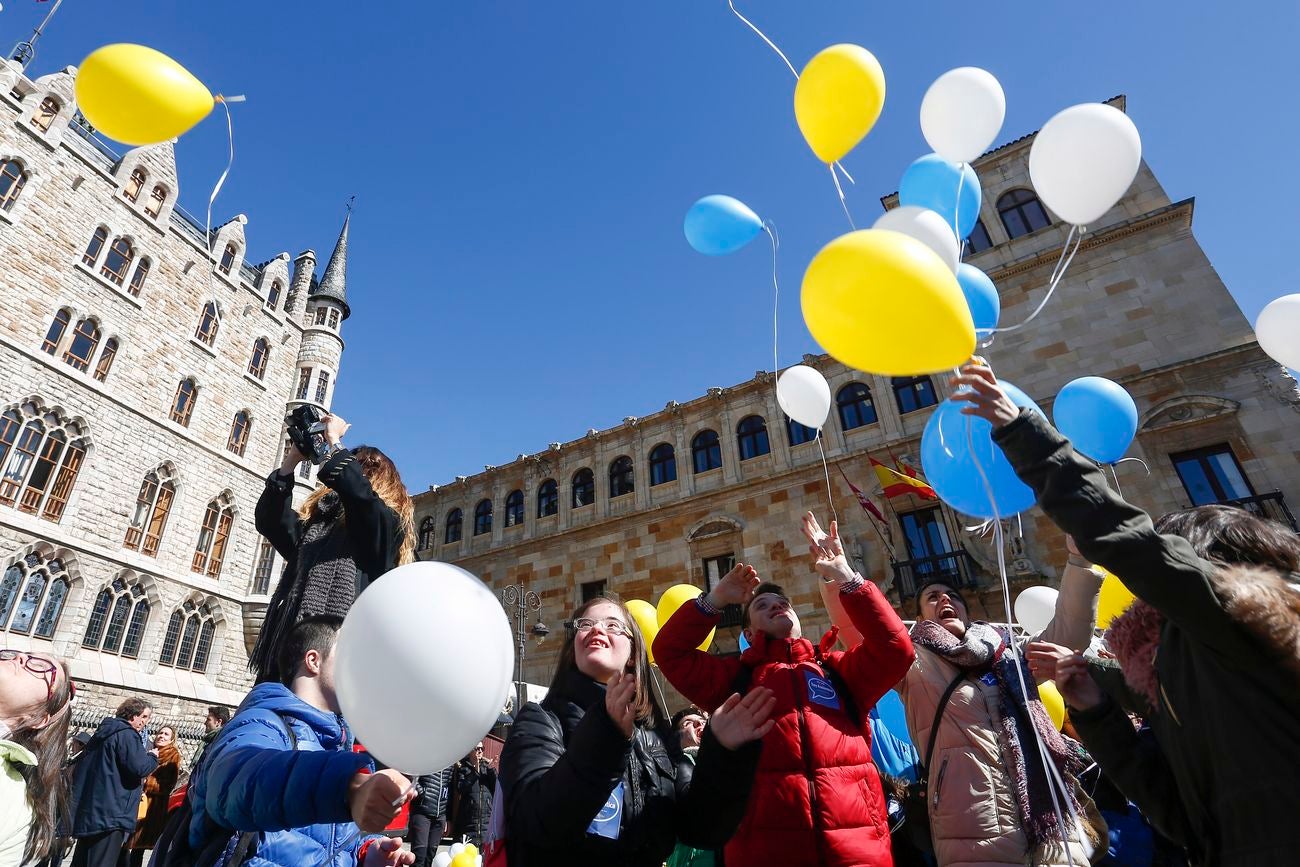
322, 413, 351, 446
948, 360, 1020, 429
1026, 641, 1104, 711
709, 687, 778, 750
706, 563, 759, 608
605, 672, 637, 739
801, 512, 856, 584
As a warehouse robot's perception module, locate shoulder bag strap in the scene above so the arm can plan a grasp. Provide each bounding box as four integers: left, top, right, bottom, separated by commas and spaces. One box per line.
921, 671, 966, 774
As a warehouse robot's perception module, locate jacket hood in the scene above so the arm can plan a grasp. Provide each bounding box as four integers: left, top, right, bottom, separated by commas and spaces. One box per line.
88, 716, 136, 747
236, 682, 348, 749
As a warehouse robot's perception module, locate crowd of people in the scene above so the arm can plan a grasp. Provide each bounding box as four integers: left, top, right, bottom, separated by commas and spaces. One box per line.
1, 362, 1298, 866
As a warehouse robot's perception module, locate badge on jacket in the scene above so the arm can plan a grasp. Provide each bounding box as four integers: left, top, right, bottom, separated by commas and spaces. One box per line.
805, 671, 841, 710
587, 781, 623, 839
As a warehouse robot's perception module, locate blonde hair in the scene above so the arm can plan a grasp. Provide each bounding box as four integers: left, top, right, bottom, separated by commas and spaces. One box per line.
299, 445, 415, 566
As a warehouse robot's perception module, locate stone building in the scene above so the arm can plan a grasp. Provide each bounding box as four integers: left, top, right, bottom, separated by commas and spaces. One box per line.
0, 59, 352, 751
412, 96, 1300, 709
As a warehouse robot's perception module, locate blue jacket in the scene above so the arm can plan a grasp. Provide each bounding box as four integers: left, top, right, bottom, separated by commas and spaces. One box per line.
187, 682, 374, 867
69, 717, 159, 835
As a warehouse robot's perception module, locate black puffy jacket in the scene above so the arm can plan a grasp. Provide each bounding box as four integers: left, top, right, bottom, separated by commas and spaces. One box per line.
411, 766, 455, 820
499, 669, 760, 867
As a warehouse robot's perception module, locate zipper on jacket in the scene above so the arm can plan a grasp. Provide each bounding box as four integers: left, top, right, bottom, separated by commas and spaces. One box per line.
793, 663, 828, 861
931, 756, 950, 811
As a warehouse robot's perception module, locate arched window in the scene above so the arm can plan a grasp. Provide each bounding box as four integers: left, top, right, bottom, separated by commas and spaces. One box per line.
649, 443, 677, 486
691, 430, 722, 474
0, 551, 70, 638
62, 317, 100, 373
892, 376, 938, 414
965, 218, 993, 255
170, 379, 197, 426
997, 189, 1051, 239
122, 168, 146, 203
82, 576, 150, 658
218, 243, 238, 276
314, 306, 329, 326
786, 415, 817, 446
251, 541, 275, 595
266, 280, 283, 310
227, 411, 251, 457
0, 159, 28, 211
195, 302, 220, 346
159, 600, 217, 672
736, 415, 770, 460
124, 467, 176, 557
504, 489, 524, 527
572, 468, 595, 507
192, 495, 234, 577
144, 184, 166, 219
473, 499, 493, 536
82, 227, 108, 267
30, 96, 59, 132
417, 516, 436, 551
537, 479, 558, 517
0, 402, 88, 522
248, 338, 270, 380
101, 236, 135, 286
609, 456, 634, 497
837, 382, 878, 431
444, 508, 463, 544
328, 309, 341, 329
296, 368, 313, 401
41, 308, 70, 355
94, 338, 118, 383
127, 258, 150, 297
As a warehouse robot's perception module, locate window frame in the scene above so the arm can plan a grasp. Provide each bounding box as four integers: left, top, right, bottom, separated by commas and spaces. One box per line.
100, 236, 135, 286
572, 468, 595, 508
648, 442, 677, 486
123, 168, 146, 203
227, 411, 251, 457
537, 479, 558, 518
30, 96, 60, 132
473, 499, 493, 536
504, 489, 525, 528
892, 376, 938, 415
0, 159, 27, 212
996, 188, 1052, 239
218, 243, 238, 276
144, 184, 167, 219
785, 415, 817, 446
0, 552, 70, 638
691, 429, 722, 474
62, 317, 100, 373
735, 415, 771, 461
170, 379, 198, 427
1170, 444, 1256, 506
444, 508, 463, 544
837, 382, 878, 431
195, 302, 220, 346
248, 338, 270, 380
609, 455, 635, 498
124, 468, 176, 557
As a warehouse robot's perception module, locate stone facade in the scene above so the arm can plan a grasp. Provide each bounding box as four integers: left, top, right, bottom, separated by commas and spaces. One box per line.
0, 59, 351, 746
412, 95, 1300, 711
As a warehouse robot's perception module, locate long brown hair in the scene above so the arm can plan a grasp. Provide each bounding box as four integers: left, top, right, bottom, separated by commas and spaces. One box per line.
548, 596, 665, 727
299, 445, 415, 566
12, 659, 72, 863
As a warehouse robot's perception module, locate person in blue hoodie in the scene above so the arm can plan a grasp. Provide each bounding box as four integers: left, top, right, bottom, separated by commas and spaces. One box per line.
188, 616, 415, 867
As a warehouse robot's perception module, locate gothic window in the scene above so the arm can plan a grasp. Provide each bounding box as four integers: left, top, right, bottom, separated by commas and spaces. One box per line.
473, 499, 493, 536
314, 307, 329, 326
170, 379, 197, 427
266, 280, 282, 310
127, 258, 150, 297
101, 237, 135, 286
144, 185, 166, 219
0, 551, 69, 638
997, 189, 1051, 239
248, 338, 270, 380
892, 376, 938, 414
0, 402, 87, 522
296, 368, 312, 401
251, 540, 275, 595
328, 308, 340, 329
158, 600, 217, 672
123, 467, 176, 557
649, 443, 677, 486
123, 168, 145, 203
572, 468, 594, 508
837, 382, 878, 430
965, 218, 993, 255
417, 516, 436, 551
218, 243, 237, 276
62, 318, 100, 373
786, 415, 817, 446
191, 496, 235, 578
736, 415, 770, 460
504, 489, 524, 527
82, 577, 150, 658
41, 308, 70, 355
93, 338, 118, 383
227, 411, 251, 457
194, 302, 220, 346
30, 96, 59, 132
444, 508, 463, 544
537, 479, 558, 517
609, 456, 634, 497
691, 430, 722, 474
0, 159, 27, 211
82, 227, 108, 267
314, 370, 330, 405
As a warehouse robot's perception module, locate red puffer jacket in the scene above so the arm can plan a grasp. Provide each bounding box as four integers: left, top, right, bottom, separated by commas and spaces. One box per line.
654, 581, 915, 867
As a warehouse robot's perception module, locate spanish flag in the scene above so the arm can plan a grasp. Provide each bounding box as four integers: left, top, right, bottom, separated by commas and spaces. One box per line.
870, 456, 939, 501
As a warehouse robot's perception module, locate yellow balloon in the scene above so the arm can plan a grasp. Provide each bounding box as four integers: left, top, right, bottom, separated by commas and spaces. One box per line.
625, 599, 660, 663
1096, 568, 1137, 630
1038, 680, 1066, 731
794, 44, 886, 164
656, 584, 715, 651
76, 44, 214, 146
449, 846, 479, 867
801, 229, 975, 376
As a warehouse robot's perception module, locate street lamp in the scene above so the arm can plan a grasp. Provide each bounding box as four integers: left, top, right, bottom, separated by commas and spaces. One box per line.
501, 583, 549, 715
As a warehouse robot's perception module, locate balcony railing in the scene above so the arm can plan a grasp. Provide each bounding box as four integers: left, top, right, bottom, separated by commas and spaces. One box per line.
1221, 491, 1298, 533
891, 548, 978, 601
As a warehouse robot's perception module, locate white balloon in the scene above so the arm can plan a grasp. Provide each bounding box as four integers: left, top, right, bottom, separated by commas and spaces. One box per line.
433, 855, 452, 867
873, 206, 959, 273
920, 67, 1006, 164
777, 365, 831, 429
1014, 585, 1058, 636
450, 844, 465, 856
1028, 103, 1141, 227
1255, 294, 1300, 371
335, 561, 514, 773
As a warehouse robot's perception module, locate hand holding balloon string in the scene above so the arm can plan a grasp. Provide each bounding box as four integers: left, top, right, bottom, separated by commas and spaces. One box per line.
1026, 642, 1104, 712
948, 361, 1021, 429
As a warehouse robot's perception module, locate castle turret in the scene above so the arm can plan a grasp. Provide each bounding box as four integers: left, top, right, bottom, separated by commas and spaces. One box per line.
290, 212, 349, 416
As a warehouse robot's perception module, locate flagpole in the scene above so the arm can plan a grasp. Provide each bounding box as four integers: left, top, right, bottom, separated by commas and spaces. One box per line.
836, 464, 896, 561
10, 0, 65, 67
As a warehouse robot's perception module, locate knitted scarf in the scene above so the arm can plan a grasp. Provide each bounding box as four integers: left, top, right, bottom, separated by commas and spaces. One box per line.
910, 620, 1089, 852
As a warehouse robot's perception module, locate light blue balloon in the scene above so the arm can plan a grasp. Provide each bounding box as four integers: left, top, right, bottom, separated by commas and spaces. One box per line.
1053, 376, 1138, 464
683, 194, 764, 255
899, 154, 982, 240
956, 264, 1000, 332
875, 689, 912, 746
738, 632, 750, 652
920, 382, 1044, 520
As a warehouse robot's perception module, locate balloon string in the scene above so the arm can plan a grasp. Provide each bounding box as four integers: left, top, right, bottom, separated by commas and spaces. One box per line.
815, 432, 839, 527
203, 97, 238, 317
995, 224, 1083, 334
766, 222, 781, 399
953, 164, 966, 244
726, 0, 797, 77
1114, 456, 1151, 476
1108, 463, 1124, 497
831, 165, 856, 229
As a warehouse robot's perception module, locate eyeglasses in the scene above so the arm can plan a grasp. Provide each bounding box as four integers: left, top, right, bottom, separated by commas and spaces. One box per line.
0, 649, 61, 704
571, 617, 630, 638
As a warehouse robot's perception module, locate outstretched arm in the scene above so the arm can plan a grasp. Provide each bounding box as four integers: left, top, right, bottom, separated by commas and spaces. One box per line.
652, 564, 753, 710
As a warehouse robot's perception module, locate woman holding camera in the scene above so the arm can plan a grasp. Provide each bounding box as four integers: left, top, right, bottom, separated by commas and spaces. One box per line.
248, 413, 415, 683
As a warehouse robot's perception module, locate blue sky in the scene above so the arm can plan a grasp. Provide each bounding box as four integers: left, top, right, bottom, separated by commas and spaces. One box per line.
13, 1, 1299, 491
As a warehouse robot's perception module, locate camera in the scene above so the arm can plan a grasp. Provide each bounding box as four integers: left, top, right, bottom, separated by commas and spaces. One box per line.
285, 405, 332, 465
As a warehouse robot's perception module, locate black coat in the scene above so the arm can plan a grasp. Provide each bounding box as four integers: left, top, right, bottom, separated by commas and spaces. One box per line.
69, 718, 158, 836
411, 766, 455, 820
499, 669, 760, 867
453, 759, 496, 841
